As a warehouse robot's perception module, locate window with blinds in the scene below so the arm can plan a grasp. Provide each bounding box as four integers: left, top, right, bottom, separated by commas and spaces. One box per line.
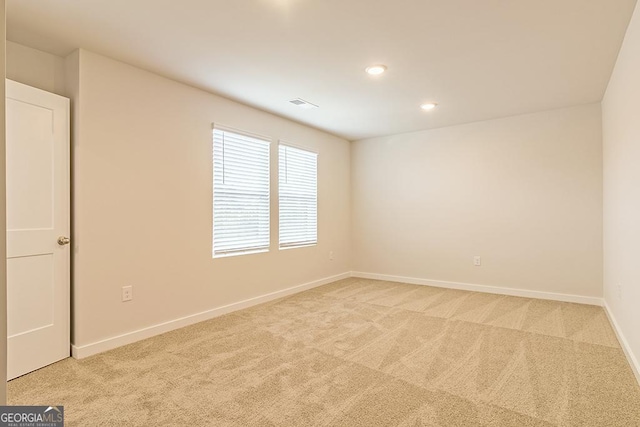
279, 144, 318, 249
213, 127, 270, 257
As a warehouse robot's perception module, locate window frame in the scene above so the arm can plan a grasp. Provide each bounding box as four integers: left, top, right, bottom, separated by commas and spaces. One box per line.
212, 125, 272, 258
278, 141, 318, 250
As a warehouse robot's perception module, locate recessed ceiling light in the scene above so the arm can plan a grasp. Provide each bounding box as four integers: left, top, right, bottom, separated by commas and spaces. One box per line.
420, 103, 438, 111
365, 65, 387, 75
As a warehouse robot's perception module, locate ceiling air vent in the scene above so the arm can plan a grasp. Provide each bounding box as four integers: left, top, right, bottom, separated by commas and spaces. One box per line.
289, 98, 319, 109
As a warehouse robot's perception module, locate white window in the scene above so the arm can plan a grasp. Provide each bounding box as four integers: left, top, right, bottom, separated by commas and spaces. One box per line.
279, 144, 318, 249
213, 127, 270, 257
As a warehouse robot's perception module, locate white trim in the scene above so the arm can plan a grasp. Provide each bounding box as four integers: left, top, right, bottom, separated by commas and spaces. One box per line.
278, 140, 319, 155
71, 272, 350, 359
213, 248, 269, 259
279, 243, 317, 251
349, 272, 603, 306
603, 300, 640, 386
211, 123, 272, 143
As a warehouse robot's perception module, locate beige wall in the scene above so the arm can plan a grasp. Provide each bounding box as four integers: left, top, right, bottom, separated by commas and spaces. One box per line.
351, 104, 603, 298
602, 3, 640, 374
4, 41, 610, 359
6, 41, 65, 95
69, 50, 350, 347
1, 0, 7, 404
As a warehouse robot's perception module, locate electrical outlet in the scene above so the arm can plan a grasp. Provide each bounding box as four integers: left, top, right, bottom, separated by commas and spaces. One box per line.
329, 251, 334, 261
474, 256, 481, 267
122, 285, 133, 302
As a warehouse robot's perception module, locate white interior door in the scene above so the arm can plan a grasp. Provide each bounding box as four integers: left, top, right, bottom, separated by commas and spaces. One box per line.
6, 80, 70, 380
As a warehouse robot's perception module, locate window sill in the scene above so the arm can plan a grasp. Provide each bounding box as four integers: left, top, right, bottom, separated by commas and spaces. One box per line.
213, 248, 269, 259
279, 243, 317, 251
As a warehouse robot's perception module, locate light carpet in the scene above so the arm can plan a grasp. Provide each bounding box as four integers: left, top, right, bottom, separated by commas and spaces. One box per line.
8, 278, 640, 426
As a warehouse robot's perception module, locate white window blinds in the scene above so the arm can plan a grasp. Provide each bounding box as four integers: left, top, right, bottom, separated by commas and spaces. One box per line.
279, 144, 318, 248
213, 127, 270, 257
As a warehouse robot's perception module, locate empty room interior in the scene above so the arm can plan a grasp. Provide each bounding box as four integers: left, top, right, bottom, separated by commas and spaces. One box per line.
1, 0, 640, 425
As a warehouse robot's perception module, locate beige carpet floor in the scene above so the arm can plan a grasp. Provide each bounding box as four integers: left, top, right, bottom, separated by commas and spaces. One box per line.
8, 278, 640, 426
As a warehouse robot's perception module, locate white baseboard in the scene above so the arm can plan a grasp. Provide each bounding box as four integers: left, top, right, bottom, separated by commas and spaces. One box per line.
350, 271, 604, 306
603, 300, 640, 386
71, 272, 350, 359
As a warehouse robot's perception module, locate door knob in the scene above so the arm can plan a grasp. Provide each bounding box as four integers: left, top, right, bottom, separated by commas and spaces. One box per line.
57, 236, 70, 246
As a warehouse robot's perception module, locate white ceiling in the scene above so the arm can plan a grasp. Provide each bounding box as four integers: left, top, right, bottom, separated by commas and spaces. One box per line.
6, 0, 637, 140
